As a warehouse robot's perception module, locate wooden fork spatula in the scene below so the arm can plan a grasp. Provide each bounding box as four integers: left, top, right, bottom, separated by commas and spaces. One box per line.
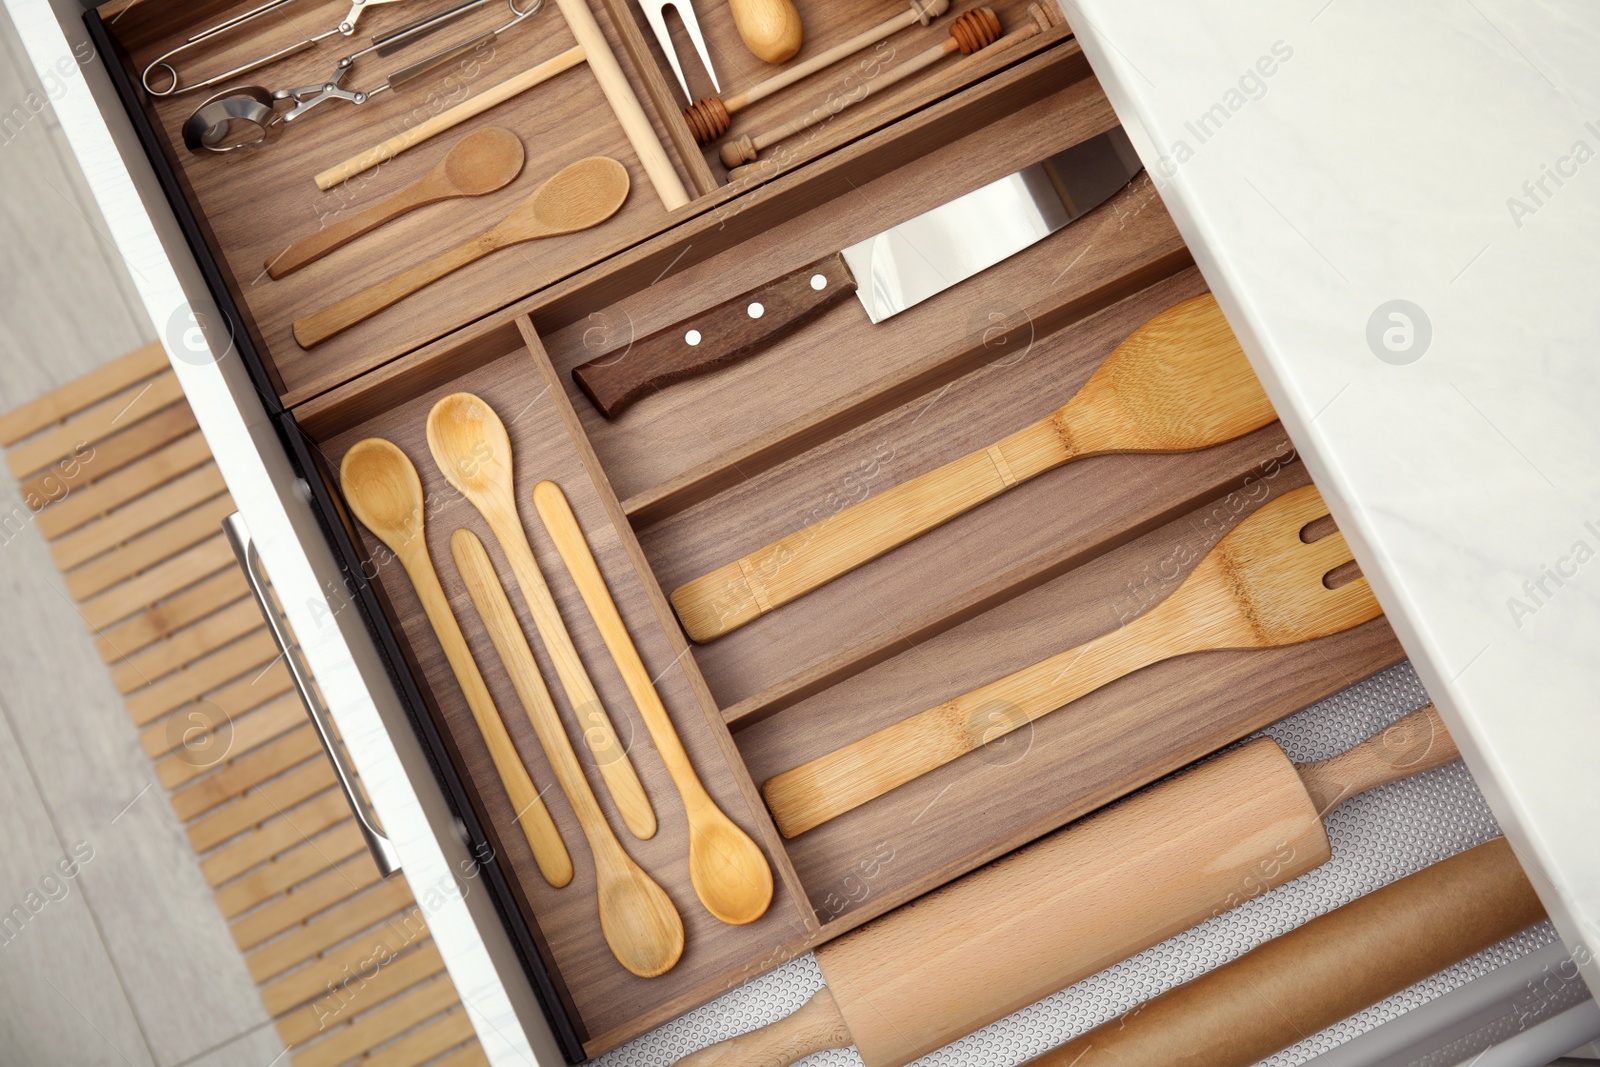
762, 484, 1382, 837
670, 294, 1275, 642
293, 156, 629, 348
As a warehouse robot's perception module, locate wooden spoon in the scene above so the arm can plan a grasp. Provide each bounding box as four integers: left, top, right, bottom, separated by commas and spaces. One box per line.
425, 392, 657, 841
763, 484, 1383, 837
266, 128, 525, 279
533, 480, 773, 926
338, 438, 572, 887
453, 528, 684, 978
294, 156, 630, 348
671, 293, 1276, 642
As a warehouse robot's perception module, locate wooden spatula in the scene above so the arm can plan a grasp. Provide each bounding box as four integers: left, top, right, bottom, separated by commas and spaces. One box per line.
338, 438, 573, 887
426, 392, 657, 841
670, 294, 1275, 642
453, 528, 685, 978
293, 156, 630, 348
267, 128, 525, 278
763, 483, 1382, 837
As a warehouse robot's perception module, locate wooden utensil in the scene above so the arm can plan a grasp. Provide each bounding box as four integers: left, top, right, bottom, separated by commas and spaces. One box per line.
718, 6, 1010, 170
293, 156, 629, 348
684, 0, 948, 144
270, 128, 525, 278
763, 483, 1382, 837
729, 0, 804, 64
425, 392, 657, 840
677, 704, 1461, 1067
337, 438, 572, 888
452, 528, 685, 978
671, 293, 1274, 642
1029, 837, 1543, 1067
532, 480, 774, 926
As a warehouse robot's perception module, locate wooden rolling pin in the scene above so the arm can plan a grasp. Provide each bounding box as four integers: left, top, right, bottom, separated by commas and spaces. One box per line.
1029, 837, 1545, 1067
676, 704, 1459, 1067
684, 0, 949, 144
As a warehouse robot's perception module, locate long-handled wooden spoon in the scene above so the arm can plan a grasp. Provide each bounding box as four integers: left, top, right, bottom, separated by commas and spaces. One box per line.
426, 392, 657, 840
671, 293, 1276, 642
267, 128, 526, 279
533, 480, 773, 926
338, 438, 572, 887
763, 484, 1382, 837
294, 156, 630, 347
453, 528, 684, 978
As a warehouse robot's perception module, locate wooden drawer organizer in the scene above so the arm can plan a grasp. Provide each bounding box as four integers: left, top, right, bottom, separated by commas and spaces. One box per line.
94, 3, 1406, 1061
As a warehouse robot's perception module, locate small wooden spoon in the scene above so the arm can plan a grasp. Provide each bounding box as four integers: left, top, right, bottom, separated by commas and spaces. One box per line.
426, 392, 657, 841
267, 128, 525, 279
671, 293, 1277, 642
533, 480, 773, 926
453, 528, 684, 978
294, 156, 630, 347
338, 438, 573, 887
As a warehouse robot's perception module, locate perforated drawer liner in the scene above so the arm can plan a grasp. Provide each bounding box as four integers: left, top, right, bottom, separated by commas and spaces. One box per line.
595, 660, 1558, 1067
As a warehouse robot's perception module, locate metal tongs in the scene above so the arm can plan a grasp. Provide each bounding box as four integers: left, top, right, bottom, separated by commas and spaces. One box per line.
176, 0, 539, 153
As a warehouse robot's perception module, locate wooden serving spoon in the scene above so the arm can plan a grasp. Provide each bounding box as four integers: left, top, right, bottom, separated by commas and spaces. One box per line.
426, 392, 657, 841
338, 438, 573, 887
671, 294, 1276, 642
453, 528, 684, 978
294, 156, 630, 348
533, 480, 773, 926
763, 484, 1383, 837
267, 128, 525, 279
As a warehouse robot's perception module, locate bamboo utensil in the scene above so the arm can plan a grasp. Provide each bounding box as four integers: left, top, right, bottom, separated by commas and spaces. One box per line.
314, 47, 585, 190
294, 156, 629, 348
718, 6, 1007, 171
452, 528, 685, 978
678, 703, 1460, 1067
763, 483, 1382, 837
683, 0, 949, 144
670, 293, 1274, 642
426, 392, 657, 840
271, 128, 525, 278
728, 0, 804, 64
532, 480, 773, 926
338, 438, 573, 888
1028, 837, 1543, 1067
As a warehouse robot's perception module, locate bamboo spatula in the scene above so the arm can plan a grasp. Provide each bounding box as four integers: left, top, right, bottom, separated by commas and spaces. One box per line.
762, 484, 1382, 837
670, 294, 1275, 643
293, 156, 630, 348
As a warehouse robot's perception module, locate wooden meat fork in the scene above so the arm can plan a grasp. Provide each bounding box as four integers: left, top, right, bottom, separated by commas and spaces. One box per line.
762, 484, 1384, 837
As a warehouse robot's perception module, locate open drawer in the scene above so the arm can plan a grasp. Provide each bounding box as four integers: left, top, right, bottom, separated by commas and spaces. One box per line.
54, 0, 1597, 1062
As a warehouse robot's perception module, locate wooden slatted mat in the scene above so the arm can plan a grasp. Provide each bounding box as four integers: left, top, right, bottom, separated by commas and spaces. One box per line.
0, 344, 487, 1067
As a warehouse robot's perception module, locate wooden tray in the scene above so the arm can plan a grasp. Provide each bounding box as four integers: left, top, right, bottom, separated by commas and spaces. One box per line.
92, 0, 1066, 407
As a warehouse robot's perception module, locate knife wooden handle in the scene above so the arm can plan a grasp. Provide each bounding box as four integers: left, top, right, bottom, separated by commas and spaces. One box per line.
573, 253, 856, 418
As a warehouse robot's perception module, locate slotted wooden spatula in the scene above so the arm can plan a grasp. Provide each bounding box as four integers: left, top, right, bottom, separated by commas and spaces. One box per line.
670, 294, 1275, 642
762, 484, 1382, 837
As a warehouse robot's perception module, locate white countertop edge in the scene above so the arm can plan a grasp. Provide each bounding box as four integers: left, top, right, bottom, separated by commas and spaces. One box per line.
4, 2, 553, 1061
1061, 0, 1600, 1002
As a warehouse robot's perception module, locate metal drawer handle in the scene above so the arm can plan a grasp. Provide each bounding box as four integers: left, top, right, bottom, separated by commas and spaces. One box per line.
223, 512, 403, 877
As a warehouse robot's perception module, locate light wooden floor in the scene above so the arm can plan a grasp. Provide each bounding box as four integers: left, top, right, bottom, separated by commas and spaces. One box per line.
0, 10, 287, 1065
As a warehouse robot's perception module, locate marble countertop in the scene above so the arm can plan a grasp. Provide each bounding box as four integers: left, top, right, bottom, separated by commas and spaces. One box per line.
1060, 0, 1600, 994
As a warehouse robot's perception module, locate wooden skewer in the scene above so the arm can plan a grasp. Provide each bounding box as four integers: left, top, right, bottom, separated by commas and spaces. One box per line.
314, 47, 585, 191
337, 439, 573, 888
452, 528, 685, 978
683, 0, 950, 145
426, 393, 659, 841
670, 295, 1274, 643
762, 485, 1384, 837
532, 480, 774, 926
719, 6, 1003, 171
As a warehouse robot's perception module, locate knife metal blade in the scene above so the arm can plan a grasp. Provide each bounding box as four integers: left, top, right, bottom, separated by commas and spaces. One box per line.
842, 127, 1144, 323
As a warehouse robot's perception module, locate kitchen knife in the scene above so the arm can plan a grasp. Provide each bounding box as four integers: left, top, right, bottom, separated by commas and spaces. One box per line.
572, 127, 1144, 417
